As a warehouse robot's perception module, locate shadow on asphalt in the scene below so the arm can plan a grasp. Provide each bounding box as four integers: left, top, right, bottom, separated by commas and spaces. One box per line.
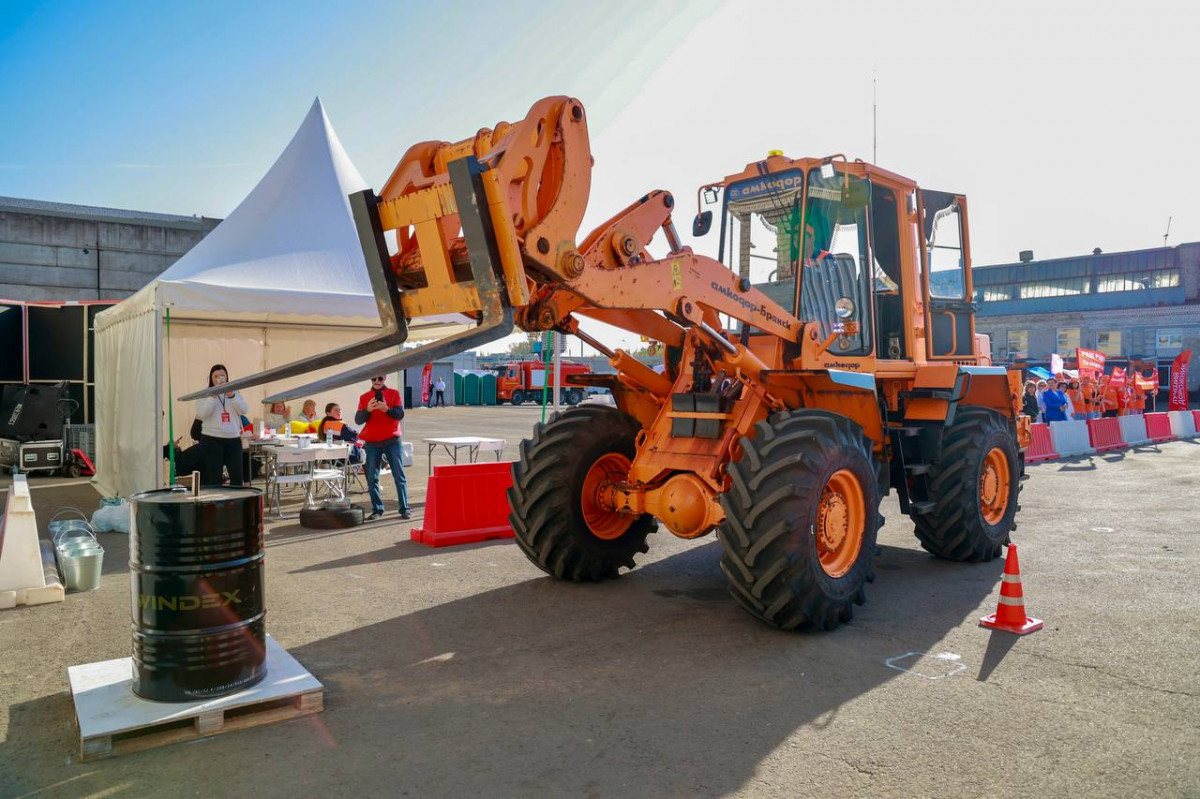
2, 539, 1005, 796
289, 538, 512, 573
976, 630, 1020, 682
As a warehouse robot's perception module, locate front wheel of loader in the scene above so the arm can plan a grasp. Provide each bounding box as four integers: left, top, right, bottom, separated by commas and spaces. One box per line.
912, 407, 1020, 562
718, 410, 881, 632
508, 405, 655, 581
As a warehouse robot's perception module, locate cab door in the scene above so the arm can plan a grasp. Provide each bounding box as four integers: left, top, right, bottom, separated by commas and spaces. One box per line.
919, 190, 975, 359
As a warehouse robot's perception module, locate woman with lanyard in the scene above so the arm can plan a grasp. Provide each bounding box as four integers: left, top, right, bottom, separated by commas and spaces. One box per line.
195, 364, 250, 486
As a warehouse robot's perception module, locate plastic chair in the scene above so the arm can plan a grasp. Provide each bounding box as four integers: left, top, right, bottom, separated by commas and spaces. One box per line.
266, 447, 317, 517
312, 445, 350, 501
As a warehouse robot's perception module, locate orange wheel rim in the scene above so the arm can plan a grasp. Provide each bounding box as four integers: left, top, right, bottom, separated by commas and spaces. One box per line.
979, 447, 1010, 525
816, 469, 865, 578
581, 453, 633, 540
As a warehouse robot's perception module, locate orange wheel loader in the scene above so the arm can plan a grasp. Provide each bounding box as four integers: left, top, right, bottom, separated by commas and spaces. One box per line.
184, 96, 1029, 631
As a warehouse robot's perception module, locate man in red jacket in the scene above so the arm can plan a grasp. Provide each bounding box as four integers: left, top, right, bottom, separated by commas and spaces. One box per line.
355, 375, 410, 520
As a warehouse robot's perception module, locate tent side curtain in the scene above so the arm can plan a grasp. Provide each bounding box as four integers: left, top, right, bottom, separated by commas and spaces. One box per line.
94, 303, 160, 498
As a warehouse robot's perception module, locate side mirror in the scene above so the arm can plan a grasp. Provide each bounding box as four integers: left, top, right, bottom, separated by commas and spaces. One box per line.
692, 211, 713, 237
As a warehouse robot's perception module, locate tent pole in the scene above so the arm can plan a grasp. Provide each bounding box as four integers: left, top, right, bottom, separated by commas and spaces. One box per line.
166, 308, 176, 485
154, 300, 165, 491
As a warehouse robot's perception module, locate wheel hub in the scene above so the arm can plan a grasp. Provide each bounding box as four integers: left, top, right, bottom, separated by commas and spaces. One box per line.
816, 469, 865, 578
817, 494, 849, 552
979, 447, 1010, 525
581, 452, 634, 540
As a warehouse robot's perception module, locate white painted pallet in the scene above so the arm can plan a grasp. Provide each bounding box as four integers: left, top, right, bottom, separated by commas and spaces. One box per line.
68, 634, 323, 761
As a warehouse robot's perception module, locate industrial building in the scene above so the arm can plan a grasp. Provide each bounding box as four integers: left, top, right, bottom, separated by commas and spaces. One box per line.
973, 242, 1200, 392
0, 196, 219, 302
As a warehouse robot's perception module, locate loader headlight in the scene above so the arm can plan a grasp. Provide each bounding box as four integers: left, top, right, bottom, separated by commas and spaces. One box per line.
835, 298, 855, 319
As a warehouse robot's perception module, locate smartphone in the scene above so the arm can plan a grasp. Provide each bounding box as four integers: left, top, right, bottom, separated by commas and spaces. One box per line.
373, 389, 384, 403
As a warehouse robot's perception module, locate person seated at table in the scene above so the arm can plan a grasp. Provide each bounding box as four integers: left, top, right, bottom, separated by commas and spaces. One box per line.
264, 401, 291, 430
295, 400, 318, 425
317, 402, 362, 463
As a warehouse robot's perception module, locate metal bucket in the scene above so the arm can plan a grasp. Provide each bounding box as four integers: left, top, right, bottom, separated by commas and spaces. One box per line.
48, 507, 92, 538
57, 529, 104, 592
129, 485, 266, 702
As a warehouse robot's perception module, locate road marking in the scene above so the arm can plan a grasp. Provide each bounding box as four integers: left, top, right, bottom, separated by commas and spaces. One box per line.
884, 651, 967, 680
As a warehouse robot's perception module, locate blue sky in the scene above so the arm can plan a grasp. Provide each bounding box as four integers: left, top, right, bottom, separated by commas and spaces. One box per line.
0, 0, 715, 216
2, 0, 1198, 270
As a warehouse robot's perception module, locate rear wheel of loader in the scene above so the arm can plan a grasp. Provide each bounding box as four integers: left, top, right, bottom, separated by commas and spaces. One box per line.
913, 407, 1019, 562
718, 410, 880, 632
508, 405, 654, 581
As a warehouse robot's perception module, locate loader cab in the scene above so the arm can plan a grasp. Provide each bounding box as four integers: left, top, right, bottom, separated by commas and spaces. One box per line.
714, 157, 975, 364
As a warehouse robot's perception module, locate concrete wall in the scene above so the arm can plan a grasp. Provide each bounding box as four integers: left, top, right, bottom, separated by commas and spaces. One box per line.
0, 206, 219, 302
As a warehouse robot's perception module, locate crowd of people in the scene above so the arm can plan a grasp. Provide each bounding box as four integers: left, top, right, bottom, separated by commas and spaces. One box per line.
178, 364, 410, 520
1021, 373, 1153, 423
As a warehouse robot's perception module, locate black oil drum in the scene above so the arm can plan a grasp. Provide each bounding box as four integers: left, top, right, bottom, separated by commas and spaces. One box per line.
129, 486, 266, 702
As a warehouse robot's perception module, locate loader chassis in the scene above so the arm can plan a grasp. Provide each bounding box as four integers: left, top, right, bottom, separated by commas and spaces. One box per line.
184, 96, 1027, 631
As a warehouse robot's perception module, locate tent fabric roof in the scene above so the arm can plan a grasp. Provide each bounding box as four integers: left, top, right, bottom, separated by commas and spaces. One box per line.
97, 98, 388, 330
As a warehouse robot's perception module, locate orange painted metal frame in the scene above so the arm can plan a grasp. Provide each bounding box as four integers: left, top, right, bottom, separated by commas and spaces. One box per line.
361, 96, 1024, 541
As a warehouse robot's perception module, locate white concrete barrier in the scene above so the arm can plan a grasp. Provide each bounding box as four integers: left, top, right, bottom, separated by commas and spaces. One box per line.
1049, 420, 1094, 458
0, 475, 64, 609
1169, 411, 1197, 438
1118, 415, 1150, 446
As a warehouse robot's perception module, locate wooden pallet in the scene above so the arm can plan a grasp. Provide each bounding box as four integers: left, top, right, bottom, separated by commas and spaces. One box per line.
68, 634, 324, 761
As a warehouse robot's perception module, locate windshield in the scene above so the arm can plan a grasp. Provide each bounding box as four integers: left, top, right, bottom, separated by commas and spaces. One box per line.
797, 167, 873, 356
719, 170, 803, 319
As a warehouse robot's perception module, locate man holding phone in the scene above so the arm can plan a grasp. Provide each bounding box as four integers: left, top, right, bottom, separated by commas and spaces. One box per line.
355, 374, 410, 520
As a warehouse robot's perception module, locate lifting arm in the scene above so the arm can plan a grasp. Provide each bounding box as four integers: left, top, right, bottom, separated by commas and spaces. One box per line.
183, 96, 803, 404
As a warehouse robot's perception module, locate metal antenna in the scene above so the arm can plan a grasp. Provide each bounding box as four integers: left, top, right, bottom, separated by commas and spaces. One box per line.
1162, 216, 1172, 247
872, 66, 877, 163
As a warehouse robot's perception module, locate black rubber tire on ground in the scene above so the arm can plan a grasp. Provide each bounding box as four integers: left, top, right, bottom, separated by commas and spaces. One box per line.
717, 409, 881, 632
511, 390, 524, 406
299, 505, 365, 529
508, 405, 655, 581
62, 462, 82, 479
566, 389, 584, 406
912, 406, 1020, 562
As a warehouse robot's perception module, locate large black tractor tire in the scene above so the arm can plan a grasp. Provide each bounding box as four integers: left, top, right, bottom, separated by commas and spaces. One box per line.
718, 410, 882, 632
508, 405, 655, 581
913, 407, 1020, 562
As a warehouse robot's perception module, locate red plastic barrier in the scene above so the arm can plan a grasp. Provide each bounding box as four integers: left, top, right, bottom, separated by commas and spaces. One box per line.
411, 461, 516, 548
1144, 412, 1174, 443
1025, 422, 1059, 463
1193, 410, 1200, 432
1086, 417, 1126, 453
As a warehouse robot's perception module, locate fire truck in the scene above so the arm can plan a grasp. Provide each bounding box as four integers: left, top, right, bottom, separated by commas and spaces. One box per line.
494, 359, 591, 405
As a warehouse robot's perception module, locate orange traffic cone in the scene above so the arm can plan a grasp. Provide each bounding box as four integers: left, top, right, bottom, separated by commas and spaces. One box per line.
980, 544, 1044, 635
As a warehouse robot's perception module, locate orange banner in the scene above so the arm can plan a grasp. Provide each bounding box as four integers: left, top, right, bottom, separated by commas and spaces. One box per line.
1076, 347, 1106, 375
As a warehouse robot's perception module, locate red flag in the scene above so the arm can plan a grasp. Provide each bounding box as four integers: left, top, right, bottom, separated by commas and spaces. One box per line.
1076, 347, 1105, 377
1109, 367, 1126, 389
1169, 350, 1192, 411
1135, 372, 1159, 391
421, 363, 433, 405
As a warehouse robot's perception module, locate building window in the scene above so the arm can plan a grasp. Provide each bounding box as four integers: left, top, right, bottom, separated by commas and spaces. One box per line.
981, 289, 1011, 302
1156, 328, 1184, 352
1007, 329, 1028, 358
1096, 330, 1122, 356
1056, 327, 1080, 355
1096, 269, 1180, 293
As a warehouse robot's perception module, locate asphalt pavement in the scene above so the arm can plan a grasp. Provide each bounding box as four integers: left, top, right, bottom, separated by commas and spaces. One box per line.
1, 405, 1197, 798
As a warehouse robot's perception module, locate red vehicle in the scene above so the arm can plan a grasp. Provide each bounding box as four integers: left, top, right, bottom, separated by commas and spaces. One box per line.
495, 360, 591, 405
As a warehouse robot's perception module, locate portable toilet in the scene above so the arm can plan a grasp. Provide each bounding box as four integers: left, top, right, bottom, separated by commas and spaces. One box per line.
463, 372, 482, 406
453, 372, 465, 405
481, 373, 498, 406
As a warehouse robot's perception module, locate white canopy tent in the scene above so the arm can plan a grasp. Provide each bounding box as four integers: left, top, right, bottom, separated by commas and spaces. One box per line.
94, 99, 465, 497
